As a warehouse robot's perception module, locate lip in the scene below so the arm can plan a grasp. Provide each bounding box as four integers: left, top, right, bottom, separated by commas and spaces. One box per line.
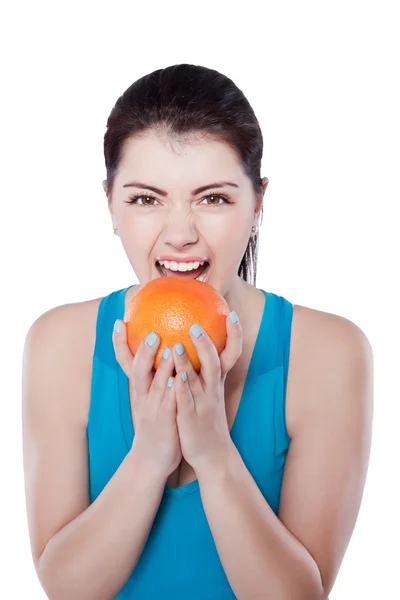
155, 255, 209, 263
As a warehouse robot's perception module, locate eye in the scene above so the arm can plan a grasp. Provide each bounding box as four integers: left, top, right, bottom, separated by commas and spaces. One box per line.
199, 192, 232, 207
125, 194, 160, 207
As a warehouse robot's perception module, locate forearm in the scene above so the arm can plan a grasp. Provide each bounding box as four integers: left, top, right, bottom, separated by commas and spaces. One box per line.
196, 443, 324, 600
38, 443, 168, 600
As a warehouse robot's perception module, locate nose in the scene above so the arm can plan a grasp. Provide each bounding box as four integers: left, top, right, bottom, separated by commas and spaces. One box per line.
161, 212, 199, 249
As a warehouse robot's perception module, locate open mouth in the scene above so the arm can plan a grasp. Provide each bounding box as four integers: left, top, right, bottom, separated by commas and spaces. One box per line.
155, 261, 210, 281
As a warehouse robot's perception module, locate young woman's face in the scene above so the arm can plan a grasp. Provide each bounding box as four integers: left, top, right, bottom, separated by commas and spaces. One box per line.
107, 130, 267, 297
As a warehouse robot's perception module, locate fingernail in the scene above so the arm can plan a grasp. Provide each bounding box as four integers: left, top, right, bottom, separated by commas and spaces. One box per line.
181, 372, 187, 382
229, 311, 239, 324
162, 346, 171, 360
167, 376, 174, 388
190, 323, 204, 338
176, 342, 185, 356
114, 319, 122, 334
145, 331, 159, 347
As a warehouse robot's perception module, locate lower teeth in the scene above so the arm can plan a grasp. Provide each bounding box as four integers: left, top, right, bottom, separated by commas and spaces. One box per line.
196, 264, 209, 281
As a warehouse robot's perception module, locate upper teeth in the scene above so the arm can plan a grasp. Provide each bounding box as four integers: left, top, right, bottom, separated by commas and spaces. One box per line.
158, 260, 206, 272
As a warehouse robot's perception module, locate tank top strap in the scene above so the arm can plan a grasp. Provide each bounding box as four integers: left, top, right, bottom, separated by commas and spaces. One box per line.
250, 291, 293, 377
93, 286, 128, 368
251, 291, 294, 450
278, 293, 294, 404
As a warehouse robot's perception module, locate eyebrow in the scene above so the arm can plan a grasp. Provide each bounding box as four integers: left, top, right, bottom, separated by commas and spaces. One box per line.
122, 181, 239, 196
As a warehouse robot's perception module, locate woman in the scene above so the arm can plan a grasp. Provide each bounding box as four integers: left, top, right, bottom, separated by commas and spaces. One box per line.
22, 64, 373, 599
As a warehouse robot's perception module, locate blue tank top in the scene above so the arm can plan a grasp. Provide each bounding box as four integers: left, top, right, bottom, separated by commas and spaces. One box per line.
87, 285, 329, 599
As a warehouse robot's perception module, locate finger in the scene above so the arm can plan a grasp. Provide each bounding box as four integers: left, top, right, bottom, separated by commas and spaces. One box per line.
171, 341, 204, 400
219, 312, 243, 380
112, 319, 135, 378
187, 324, 221, 391
149, 345, 175, 407
131, 329, 161, 399
163, 374, 178, 420
174, 369, 195, 415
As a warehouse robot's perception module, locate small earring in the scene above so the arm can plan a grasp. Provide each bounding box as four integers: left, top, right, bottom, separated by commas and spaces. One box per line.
114, 228, 119, 236
251, 226, 258, 238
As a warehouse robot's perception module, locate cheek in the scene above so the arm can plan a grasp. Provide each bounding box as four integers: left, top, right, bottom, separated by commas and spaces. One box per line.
211, 212, 249, 241
120, 217, 158, 244
197, 211, 239, 234
120, 234, 153, 272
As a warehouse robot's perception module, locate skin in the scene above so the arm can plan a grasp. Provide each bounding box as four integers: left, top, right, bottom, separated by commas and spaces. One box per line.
22, 128, 372, 599
98, 129, 373, 597
103, 129, 269, 312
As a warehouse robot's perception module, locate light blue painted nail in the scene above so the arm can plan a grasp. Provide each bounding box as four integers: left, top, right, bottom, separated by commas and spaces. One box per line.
162, 346, 171, 360
181, 371, 187, 382
167, 376, 174, 388
176, 342, 185, 356
145, 331, 159, 347
114, 319, 122, 334
229, 311, 239, 324
190, 323, 204, 338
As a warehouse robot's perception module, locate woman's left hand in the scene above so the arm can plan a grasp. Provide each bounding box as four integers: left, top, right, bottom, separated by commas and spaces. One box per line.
171, 312, 243, 475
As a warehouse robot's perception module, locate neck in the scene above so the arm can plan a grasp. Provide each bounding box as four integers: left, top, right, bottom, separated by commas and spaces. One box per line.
222, 275, 253, 322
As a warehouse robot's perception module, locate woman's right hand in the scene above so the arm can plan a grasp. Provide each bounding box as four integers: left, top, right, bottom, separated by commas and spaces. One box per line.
112, 320, 182, 478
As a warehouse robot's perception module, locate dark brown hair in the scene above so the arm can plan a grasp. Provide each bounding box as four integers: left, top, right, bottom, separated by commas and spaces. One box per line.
103, 64, 265, 286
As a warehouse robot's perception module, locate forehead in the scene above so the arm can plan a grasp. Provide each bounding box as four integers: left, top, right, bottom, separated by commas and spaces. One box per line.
115, 130, 245, 189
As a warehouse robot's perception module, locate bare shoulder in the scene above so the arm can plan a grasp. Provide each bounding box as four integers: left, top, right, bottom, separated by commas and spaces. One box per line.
286, 303, 373, 438
22, 295, 107, 571
279, 304, 373, 597
25, 294, 104, 427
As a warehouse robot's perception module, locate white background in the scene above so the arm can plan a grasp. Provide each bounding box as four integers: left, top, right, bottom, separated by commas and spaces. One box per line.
2, 1, 398, 598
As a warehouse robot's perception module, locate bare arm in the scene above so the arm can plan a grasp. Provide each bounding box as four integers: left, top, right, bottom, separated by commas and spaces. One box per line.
22, 305, 168, 600
39, 445, 166, 600
193, 310, 373, 599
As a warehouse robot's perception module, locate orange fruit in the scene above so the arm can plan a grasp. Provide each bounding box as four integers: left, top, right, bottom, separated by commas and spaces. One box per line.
124, 277, 230, 373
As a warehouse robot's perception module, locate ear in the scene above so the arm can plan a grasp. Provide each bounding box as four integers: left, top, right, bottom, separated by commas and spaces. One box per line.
254, 176, 269, 220
102, 180, 108, 195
